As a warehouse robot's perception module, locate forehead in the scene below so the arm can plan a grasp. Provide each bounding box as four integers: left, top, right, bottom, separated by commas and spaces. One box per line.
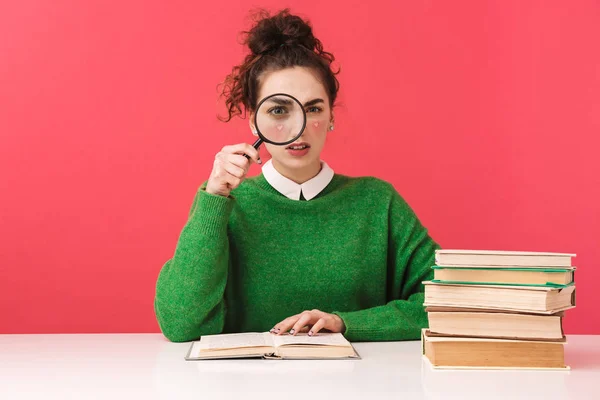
257, 66, 329, 105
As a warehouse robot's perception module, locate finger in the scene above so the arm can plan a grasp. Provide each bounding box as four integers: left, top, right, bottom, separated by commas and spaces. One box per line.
222, 160, 246, 179
222, 143, 260, 164
210, 162, 229, 183
308, 318, 328, 336
271, 314, 300, 335
227, 154, 252, 172
290, 312, 316, 336
278, 316, 302, 335
269, 324, 309, 334
269, 318, 285, 334
223, 173, 241, 189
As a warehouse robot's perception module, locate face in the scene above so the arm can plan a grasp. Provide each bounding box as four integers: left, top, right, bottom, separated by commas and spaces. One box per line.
250, 66, 333, 175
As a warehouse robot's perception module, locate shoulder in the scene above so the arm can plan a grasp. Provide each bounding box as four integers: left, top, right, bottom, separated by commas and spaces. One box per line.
335, 174, 399, 198
340, 175, 417, 215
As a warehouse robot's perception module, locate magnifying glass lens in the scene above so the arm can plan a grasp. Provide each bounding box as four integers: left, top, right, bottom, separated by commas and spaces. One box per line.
255, 94, 305, 145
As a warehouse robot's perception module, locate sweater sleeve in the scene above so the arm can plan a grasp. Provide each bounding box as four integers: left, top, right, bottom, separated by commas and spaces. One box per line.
154, 186, 234, 342
332, 188, 440, 342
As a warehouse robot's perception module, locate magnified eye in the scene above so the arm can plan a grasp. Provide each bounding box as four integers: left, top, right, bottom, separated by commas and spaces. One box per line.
268, 106, 288, 115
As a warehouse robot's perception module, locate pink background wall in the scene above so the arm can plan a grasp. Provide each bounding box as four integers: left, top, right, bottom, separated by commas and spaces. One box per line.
1, 1, 598, 334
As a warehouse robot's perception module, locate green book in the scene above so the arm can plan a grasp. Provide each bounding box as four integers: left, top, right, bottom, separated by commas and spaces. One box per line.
431, 266, 575, 287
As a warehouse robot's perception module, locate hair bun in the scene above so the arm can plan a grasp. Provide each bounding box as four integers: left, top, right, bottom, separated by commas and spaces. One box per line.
219, 8, 340, 122
245, 9, 317, 55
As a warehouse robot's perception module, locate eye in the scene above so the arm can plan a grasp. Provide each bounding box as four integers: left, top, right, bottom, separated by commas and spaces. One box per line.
306, 106, 323, 113
267, 106, 287, 115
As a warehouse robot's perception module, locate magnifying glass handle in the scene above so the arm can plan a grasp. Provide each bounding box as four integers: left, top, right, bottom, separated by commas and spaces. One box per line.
244, 138, 263, 159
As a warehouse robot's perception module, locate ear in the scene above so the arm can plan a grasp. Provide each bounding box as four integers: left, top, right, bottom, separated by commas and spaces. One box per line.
248, 113, 258, 136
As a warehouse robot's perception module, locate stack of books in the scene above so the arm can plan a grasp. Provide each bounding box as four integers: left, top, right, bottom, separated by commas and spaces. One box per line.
422, 249, 576, 370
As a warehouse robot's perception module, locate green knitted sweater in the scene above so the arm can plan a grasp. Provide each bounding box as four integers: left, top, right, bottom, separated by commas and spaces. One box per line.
154, 173, 440, 342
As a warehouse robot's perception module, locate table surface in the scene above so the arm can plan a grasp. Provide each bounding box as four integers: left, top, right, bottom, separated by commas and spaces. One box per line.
1, 334, 599, 400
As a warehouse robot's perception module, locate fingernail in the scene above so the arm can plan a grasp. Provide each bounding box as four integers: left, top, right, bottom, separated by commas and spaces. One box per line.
275, 328, 280, 332
258, 158, 262, 164
290, 329, 295, 335
308, 331, 313, 336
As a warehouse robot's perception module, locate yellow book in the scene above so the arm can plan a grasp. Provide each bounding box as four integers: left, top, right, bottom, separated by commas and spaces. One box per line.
421, 329, 569, 370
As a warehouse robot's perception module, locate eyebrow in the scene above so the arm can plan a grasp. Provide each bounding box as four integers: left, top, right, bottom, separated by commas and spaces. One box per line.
266, 97, 325, 107
303, 98, 325, 107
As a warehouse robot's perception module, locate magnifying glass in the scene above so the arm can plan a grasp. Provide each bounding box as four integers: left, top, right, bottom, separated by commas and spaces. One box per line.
244, 93, 307, 159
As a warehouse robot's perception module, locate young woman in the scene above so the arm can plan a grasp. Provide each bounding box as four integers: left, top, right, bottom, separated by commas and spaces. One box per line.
154, 9, 440, 342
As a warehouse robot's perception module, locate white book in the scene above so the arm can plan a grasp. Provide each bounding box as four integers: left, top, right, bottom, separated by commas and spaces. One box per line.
423, 281, 576, 313
435, 249, 575, 267
427, 310, 565, 340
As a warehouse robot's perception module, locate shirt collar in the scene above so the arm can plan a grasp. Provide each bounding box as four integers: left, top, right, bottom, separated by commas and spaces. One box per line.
261, 159, 335, 201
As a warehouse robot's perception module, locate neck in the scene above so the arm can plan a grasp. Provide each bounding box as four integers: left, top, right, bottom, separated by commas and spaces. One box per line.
271, 159, 322, 184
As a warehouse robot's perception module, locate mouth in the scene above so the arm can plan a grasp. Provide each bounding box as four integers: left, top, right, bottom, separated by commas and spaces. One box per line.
286, 142, 311, 150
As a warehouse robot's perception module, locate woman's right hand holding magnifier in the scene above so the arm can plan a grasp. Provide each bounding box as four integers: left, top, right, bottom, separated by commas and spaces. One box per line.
205, 143, 262, 197
206, 93, 305, 197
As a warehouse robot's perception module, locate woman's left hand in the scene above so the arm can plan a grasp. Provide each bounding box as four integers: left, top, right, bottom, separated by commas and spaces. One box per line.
270, 309, 346, 336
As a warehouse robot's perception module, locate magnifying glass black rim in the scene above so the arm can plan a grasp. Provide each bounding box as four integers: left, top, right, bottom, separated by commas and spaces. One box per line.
253, 93, 307, 146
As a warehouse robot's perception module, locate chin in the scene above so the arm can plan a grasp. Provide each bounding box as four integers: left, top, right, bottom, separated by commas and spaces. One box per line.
272, 154, 316, 169
287, 155, 319, 165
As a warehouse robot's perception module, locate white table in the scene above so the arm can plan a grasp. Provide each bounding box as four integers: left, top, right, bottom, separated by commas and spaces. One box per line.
1, 334, 598, 400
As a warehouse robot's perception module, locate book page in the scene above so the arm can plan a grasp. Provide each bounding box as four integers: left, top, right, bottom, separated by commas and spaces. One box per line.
272, 332, 351, 347
197, 332, 274, 350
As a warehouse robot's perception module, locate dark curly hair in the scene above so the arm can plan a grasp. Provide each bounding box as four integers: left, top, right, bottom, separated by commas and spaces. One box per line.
218, 9, 340, 122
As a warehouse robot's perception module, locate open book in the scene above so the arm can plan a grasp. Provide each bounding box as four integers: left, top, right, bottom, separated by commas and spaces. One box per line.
185, 332, 360, 360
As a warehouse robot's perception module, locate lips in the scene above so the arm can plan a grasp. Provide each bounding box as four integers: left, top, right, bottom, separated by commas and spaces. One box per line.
286, 142, 311, 150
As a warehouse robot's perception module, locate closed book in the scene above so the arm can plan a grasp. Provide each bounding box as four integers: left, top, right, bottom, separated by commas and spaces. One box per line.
435, 250, 575, 267
427, 310, 564, 340
421, 329, 568, 370
432, 266, 574, 286
423, 281, 576, 313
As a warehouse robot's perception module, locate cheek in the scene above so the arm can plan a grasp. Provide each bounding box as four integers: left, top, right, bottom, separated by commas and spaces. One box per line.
309, 119, 328, 134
